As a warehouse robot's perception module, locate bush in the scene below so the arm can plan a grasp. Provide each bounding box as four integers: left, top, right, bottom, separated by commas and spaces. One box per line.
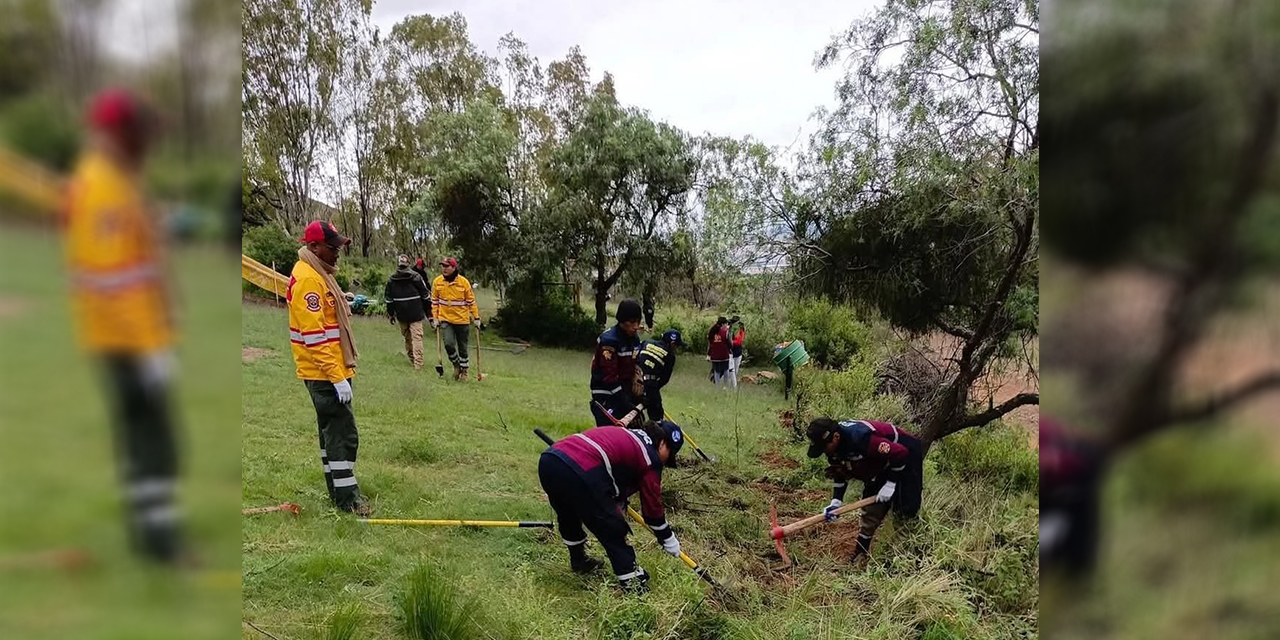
354, 262, 390, 297
932, 421, 1038, 494
243, 225, 297, 277
786, 298, 872, 369
492, 271, 599, 348
1, 93, 78, 171
793, 358, 879, 422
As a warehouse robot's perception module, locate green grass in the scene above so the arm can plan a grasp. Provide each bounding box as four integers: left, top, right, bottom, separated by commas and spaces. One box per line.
242, 298, 1039, 638
0, 225, 241, 639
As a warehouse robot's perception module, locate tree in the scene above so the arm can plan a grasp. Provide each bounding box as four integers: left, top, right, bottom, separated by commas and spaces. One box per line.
1043, 0, 1280, 452
242, 0, 346, 228
545, 89, 695, 325
800, 0, 1039, 450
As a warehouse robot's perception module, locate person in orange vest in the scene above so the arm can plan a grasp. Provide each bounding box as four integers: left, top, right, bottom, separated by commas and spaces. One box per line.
288, 220, 371, 516
63, 88, 186, 564
429, 257, 480, 380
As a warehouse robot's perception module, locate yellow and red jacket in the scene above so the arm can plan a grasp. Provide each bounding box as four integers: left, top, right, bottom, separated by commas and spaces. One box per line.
431, 274, 479, 325
287, 260, 354, 383
63, 150, 172, 353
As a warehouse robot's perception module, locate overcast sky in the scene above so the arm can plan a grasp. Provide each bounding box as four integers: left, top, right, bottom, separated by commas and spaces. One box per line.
372, 0, 880, 152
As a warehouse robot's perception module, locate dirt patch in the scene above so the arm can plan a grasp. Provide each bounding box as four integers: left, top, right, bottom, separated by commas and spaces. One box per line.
760, 450, 799, 470
242, 347, 276, 363
0, 295, 29, 320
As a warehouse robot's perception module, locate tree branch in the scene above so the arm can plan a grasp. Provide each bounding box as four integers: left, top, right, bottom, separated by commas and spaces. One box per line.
1163, 370, 1280, 429
933, 317, 974, 341
945, 393, 1039, 435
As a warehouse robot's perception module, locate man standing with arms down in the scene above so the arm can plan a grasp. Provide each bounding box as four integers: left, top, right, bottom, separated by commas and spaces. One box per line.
384, 255, 430, 371
430, 257, 480, 380
288, 220, 371, 516
64, 88, 187, 564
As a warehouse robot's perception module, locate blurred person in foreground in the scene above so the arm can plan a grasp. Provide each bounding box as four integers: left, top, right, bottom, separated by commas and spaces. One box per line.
62, 88, 187, 565
288, 220, 371, 516
1039, 416, 1104, 579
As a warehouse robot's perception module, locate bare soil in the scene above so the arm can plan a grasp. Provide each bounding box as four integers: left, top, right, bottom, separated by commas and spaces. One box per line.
242, 347, 276, 363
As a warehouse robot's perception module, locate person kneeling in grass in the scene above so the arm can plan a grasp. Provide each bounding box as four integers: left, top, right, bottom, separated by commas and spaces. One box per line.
805, 417, 924, 564
537, 420, 685, 593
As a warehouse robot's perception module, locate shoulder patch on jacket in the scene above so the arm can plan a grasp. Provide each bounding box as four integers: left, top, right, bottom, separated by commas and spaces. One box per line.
878, 441, 891, 454
305, 292, 321, 312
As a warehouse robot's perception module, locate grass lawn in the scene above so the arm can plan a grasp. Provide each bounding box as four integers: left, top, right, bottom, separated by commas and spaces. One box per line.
0, 224, 242, 639
242, 299, 1038, 639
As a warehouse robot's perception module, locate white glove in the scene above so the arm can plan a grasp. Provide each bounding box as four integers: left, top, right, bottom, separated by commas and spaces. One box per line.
660, 535, 681, 557
140, 350, 176, 390
430, 318, 439, 329
334, 379, 353, 404
473, 318, 481, 328
876, 481, 896, 503
823, 498, 843, 522
343, 292, 355, 302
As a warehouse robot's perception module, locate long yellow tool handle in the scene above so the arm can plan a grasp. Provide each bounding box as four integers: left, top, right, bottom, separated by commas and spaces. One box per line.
0, 147, 64, 213
663, 411, 713, 462
623, 506, 715, 585
360, 518, 552, 528
780, 495, 879, 537
241, 254, 290, 297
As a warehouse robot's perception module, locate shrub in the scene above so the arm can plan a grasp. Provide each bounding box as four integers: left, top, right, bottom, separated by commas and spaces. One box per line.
243, 225, 297, 277
932, 421, 1038, 494
354, 262, 390, 297
786, 298, 872, 369
1, 93, 78, 171
492, 270, 599, 348
793, 358, 879, 422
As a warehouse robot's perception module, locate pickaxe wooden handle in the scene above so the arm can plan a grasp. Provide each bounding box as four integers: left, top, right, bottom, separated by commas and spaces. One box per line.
592, 400, 645, 427
242, 502, 301, 516
771, 495, 879, 540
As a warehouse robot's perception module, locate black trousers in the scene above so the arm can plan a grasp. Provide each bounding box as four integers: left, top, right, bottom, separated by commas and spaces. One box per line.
538, 453, 638, 578
305, 379, 362, 509
100, 354, 182, 562
643, 387, 664, 422
858, 432, 925, 545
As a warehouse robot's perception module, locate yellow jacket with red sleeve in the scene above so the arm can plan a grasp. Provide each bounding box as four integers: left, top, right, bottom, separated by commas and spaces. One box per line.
287, 260, 354, 383
431, 274, 479, 325
63, 150, 172, 354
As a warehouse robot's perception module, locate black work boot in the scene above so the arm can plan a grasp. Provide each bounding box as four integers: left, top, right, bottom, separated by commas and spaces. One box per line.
568, 544, 603, 574
850, 534, 873, 566
619, 567, 650, 594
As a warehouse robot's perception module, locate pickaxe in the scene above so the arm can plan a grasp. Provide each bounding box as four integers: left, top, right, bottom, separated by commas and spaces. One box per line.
591, 400, 645, 427
533, 427, 720, 589
768, 495, 878, 568
662, 411, 714, 463
242, 502, 301, 516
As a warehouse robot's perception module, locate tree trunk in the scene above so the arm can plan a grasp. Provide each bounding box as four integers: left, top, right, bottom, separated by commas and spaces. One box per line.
594, 249, 608, 326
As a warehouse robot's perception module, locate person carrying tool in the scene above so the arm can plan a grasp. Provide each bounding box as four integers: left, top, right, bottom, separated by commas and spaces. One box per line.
728, 316, 745, 388
430, 257, 480, 380
590, 299, 643, 426
289, 220, 371, 516
537, 420, 686, 593
805, 417, 924, 564
384, 255, 430, 371
707, 316, 731, 387
635, 329, 686, 422
63, 88, 187, 565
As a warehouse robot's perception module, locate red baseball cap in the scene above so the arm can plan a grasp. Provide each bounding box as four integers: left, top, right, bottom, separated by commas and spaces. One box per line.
415, 258, 425, 268
440, 257, 458, 268
86, 88, 152, 133
300, 220, 352, 247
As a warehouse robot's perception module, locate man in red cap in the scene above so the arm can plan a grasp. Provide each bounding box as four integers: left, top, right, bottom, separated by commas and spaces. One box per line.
63, 88, 189, 564
429, 257, 480, 380
287, 219, 370, 515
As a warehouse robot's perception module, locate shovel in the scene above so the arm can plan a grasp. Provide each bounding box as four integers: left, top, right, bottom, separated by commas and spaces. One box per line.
474, 323, 486, 380
360, 518, 551, 529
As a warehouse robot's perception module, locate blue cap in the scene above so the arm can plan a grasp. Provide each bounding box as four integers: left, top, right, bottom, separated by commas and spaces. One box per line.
659, 420, 685, 467
662, 329, 686, 348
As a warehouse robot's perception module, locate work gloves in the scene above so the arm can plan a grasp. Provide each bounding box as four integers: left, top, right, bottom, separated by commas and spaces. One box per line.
473, 318, 481, 328
429, 318, 439, 329
876, 481, 897, 503
660, 535, 681, 557
140, 349, 176, 391
334, 379, 353, 404
823, 498, 843, 522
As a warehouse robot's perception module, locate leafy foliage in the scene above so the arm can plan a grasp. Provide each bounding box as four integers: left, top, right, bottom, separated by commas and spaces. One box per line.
243, 225, 298, 277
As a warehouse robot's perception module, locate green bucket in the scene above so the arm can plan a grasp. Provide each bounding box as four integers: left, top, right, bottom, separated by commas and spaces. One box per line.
772, 340, 809, 370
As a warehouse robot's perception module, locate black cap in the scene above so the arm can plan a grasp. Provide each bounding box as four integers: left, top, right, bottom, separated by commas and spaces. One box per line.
662, 328, 686, 347
617, 299, 643, 323
806, 418, 839, 458
659, 420, 685, 467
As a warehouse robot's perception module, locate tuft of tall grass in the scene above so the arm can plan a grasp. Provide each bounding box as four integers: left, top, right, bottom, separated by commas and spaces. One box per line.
398, 563, 478, 640
324, 601, 364, 640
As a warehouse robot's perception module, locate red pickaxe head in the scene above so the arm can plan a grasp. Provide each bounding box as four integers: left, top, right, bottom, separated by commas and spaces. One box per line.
769, 503, 792, 568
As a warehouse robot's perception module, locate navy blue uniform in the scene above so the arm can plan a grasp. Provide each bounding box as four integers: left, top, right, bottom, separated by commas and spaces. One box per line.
635, 339, 676, 421
589, 325, 640, 426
